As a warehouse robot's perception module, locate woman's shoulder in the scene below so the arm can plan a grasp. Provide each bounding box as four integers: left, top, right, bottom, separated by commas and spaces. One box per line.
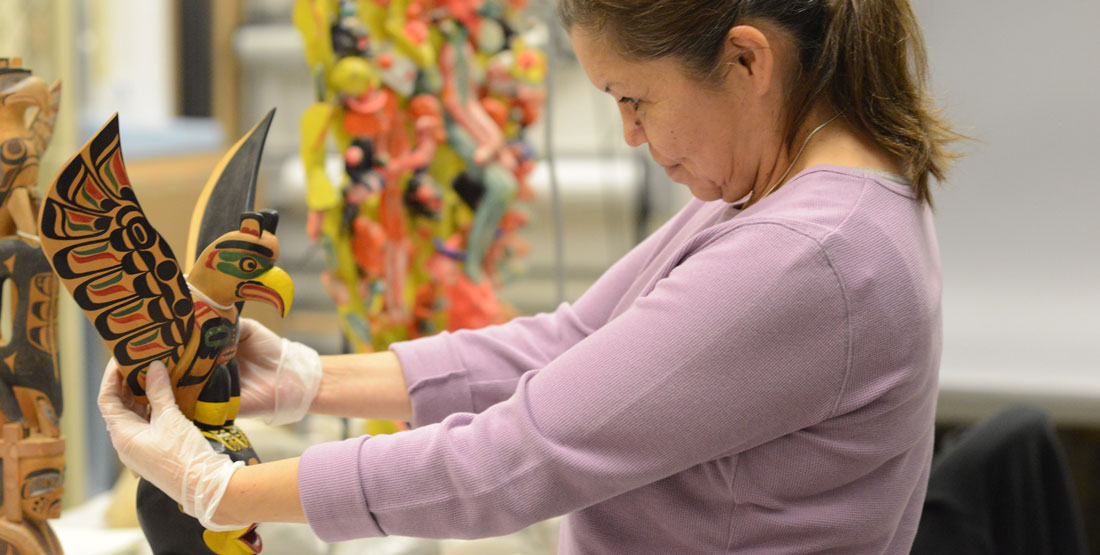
681, 164, 937, 297
719, 164, 926, 243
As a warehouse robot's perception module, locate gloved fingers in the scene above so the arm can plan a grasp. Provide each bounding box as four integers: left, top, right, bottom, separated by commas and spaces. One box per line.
99, 377, 154, 465
102, 402, 149, 435
237, 317, 281, 356
144, 361, 188, 427
263, 339, 323, 426
96, 360, 246, 530
236, 317, 267, 343
117, 373, 144, 417
235, 318, 286, 419
98, 363, 149, 425
237, 391, 268, 416
100, 359, 150, 418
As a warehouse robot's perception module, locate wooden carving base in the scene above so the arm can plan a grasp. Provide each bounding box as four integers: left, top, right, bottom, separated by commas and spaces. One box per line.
0, 518, 62, 555
0, 424, 64, 555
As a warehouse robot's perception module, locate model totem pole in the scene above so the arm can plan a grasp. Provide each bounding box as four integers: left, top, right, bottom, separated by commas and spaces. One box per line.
0, 58, 64, 555
294, 0, 546, 356
37, 110, 287, 554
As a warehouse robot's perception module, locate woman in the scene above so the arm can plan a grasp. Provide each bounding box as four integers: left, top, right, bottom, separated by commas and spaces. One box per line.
99, 0, 959, 552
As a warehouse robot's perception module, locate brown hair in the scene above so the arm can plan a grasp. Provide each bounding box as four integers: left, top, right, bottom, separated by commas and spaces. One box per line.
558, 0, 962, 206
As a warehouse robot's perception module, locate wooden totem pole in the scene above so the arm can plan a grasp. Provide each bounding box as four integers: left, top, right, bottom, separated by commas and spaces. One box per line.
0, 58, 64, 555
37, 110, 287, 555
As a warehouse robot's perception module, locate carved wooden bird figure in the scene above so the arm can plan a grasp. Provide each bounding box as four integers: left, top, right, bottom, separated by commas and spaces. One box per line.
36, 111, 292, 427
0, 58, 61, 238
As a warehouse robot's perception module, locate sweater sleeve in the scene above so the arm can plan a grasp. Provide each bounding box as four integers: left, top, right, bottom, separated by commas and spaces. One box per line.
298, 223, 852, 541
389, 200, 702, 426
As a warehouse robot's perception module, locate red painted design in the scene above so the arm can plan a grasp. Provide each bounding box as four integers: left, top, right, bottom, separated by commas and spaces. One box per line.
131, 341, 168, 353
72, 251, 121, 264
90, 284, 128, 296
111, 313, 149, 324
109, 150, 131, 189
238, 283, 283, 314
83, 175, 105, 201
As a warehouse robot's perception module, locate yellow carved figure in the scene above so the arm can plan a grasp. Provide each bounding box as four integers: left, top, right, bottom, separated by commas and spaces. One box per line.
294, 0, 544, 359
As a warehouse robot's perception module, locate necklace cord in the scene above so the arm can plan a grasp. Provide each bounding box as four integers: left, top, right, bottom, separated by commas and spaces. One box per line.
748, 113, 841, 206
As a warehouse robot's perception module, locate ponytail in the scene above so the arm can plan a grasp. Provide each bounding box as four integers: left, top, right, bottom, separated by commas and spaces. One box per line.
808, 0, 961, 206
558, 0, 963, 206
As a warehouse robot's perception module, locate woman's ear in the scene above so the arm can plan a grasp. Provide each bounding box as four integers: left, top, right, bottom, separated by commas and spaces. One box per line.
724, 24, 775, 97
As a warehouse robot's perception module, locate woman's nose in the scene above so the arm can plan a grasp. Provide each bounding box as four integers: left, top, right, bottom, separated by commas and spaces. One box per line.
618, 105, 647, 147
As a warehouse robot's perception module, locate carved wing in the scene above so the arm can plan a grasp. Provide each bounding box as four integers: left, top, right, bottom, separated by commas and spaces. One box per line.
184, 108, 275, 272
37, 115, 194, 398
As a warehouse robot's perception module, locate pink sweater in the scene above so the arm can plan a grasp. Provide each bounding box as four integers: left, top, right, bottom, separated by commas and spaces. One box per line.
297, 165, 942, 553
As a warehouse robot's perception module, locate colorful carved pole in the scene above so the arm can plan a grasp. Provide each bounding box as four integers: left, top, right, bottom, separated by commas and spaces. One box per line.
37, 111, 287, 555
0, 57, 64, 555
294, 0, 545, 355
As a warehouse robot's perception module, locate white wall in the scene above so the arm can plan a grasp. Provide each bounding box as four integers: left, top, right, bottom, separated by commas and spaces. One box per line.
915, 0, 1100, 413
84, 0, 175, 126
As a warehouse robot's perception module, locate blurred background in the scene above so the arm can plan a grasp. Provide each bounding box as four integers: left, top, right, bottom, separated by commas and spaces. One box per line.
1, 0, 1097, 553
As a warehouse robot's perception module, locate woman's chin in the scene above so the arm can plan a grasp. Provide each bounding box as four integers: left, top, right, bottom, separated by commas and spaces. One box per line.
681, 181, 723, 202
669, 168, 724, 201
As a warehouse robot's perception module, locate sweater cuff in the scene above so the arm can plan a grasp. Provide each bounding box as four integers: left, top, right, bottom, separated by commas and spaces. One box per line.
298, 436, 383, 541
389, 332, 474, 428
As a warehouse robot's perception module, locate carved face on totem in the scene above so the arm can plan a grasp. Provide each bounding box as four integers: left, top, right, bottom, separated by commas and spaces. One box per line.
17, 452, 63, 520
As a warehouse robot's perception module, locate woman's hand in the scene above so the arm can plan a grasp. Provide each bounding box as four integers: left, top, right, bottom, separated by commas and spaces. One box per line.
98, 360, 249, 531
235, 318, 322, 425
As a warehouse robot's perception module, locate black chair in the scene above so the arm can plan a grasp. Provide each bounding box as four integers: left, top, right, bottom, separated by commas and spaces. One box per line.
911, 405, 1089, 555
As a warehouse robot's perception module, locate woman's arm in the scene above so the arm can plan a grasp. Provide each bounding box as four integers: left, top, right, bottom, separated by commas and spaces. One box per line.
388, 199, 705, 427
309, 351, 413, 421
264, 199, 700, 425
293, 224, 854, 541
215, 458, 307, 525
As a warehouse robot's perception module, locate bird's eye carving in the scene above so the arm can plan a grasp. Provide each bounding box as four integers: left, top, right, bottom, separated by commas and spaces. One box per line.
239, 257, 259, 273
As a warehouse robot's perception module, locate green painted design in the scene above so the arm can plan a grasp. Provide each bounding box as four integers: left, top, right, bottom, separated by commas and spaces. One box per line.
91, 270, 124, 289
64, 212, 97, 233
131, 329, 160, 347
79, 186, 101, 207
215, 251, 273, 279
74, 241, 109, 255
203, 322, 234, 348
102, 158, 123, 194
112, 300, 143, 317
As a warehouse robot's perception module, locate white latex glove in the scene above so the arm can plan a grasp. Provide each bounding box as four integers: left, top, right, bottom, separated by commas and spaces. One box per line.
98, 360, 248, 531
235, 317, 323, 425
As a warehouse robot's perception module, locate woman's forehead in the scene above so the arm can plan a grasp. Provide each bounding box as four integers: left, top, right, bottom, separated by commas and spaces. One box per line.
570, 29, 668, 91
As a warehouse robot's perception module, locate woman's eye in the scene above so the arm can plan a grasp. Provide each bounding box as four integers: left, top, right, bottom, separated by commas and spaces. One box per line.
618, 97, 640, 111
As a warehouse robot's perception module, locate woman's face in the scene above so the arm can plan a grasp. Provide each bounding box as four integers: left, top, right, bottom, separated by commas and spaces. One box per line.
570, 29, 781, 203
